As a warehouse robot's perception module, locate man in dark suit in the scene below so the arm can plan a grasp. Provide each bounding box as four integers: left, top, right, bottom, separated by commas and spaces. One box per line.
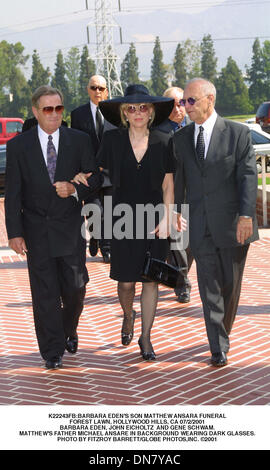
5, 85, 101, 369
158, 86, 191, 133
71, 74, 114, 263
174, 78, 259, 367
157, 86, 194, 303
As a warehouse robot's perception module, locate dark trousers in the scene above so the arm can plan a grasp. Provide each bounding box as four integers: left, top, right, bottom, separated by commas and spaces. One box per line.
27, 250, 88, 360
194, 237, 249, 354
167, 244, 194, 294
87, 186, 112, 255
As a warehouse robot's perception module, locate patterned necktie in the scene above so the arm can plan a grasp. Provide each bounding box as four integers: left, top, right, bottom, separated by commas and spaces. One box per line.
95, 107, 103, 141
196, 125, 205, 161
47, 135, 57, 183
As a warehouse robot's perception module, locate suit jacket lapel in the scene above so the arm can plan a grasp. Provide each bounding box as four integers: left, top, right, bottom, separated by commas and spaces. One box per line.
185, 122, 203, 170
103, 119, 114, 133
83, 103, 93, 132
205, 115, 227, 165
26, 127, 52, 184
54, 126, 71, 181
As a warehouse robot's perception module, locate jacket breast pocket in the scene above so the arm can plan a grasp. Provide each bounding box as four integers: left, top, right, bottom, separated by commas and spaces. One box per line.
223, 154, 234, 164
217, 154, 235, 179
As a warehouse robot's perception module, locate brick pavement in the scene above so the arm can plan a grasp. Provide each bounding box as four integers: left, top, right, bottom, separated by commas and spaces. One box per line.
0, 198, 270, 406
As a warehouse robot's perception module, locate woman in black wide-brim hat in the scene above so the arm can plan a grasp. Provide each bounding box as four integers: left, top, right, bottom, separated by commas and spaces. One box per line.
74, 84, 176, 361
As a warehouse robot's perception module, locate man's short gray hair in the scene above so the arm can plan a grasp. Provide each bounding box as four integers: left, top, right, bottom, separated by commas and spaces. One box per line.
32, 85, 63, 108
186, 78, 216, 102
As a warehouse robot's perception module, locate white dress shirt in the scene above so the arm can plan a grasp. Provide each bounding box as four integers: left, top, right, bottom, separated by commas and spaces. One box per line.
37, 125, 78, 199
37, 125, 59, 163
194, 110, 217, 159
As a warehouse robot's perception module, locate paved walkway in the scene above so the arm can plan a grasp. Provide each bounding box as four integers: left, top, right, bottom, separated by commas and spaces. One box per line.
0, 199, 270, 407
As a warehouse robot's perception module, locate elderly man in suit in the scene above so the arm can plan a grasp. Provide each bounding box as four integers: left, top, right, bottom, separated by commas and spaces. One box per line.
174, 78, 259, 367
71, 74, 114, 263
158, 86, 191, 132
157, 86, 194, 304
5, 85, 101, 369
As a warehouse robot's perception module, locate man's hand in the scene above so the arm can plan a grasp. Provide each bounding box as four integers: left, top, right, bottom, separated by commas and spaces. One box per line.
71, 172, 92, 187
236, 216, 253, 244
53, 181, 76, 198
173, 212, 187, 232
9, 237, 27, 255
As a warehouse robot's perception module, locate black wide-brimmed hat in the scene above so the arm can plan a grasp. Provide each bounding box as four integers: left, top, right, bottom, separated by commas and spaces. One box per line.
99, 84, 174, 127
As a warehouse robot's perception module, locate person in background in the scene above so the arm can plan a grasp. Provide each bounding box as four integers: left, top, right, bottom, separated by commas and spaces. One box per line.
5, 85, 101, 369
71, 74, 114, 263
157, 86, 194, 304
174, 78, 259, 367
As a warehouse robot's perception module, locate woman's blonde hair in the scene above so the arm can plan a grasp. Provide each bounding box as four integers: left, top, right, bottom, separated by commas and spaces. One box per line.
119, 103, 155, 128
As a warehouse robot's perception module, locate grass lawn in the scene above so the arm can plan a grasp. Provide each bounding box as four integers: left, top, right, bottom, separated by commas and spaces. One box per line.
224, 114, 255, 122
258, 177, 270, 185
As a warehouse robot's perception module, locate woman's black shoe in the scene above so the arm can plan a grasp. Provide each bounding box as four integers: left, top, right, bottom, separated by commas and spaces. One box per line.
138, 337, 156, 361
121, 310, 136, 346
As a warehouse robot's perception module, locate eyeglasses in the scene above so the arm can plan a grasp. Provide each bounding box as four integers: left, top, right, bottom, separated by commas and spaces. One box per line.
40, 105, 64, 114
179, 95, 208, 106
126, 104, 149, 114
89, 86, 106, 92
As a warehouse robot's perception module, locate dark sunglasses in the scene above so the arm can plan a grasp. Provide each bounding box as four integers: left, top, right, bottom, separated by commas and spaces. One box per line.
90, 86, 106, 92
126, 104, 149, 114
40, 105, 64, 114
179, 95, 208, 106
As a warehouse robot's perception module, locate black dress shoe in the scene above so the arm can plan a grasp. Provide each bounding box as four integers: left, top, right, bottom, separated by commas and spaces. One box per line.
211, 352, 228, 367
177, 291, 190, 303
89, 238, 98, 257
45, 356, 63, 369
66, 334, 78, 354
138, 337, 156, 361
102, 252, 111, 263
121, 310, 136, 346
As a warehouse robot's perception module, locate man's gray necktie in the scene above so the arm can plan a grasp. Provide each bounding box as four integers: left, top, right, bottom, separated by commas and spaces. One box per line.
196, 125, 205, 161
47, 135, 57, 183
95, 106, 103, 141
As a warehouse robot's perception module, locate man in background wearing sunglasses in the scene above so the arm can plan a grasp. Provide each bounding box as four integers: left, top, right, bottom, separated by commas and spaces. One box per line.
71, 75, 115, 264
157, 86, 194, 305
5, 85, 101, 369
174, 77, 259, 367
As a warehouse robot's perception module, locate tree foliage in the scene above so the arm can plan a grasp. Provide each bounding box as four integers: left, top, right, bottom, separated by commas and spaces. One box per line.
151, 37, 168, 95
0, 40, 29, 117
28, 49, 50, 92
65, 47, 81, 110
79, 45, 96, 103
120, 43, 140, 90
173, 43, 187, 88
201, 34, 217, 82
1, 37, 269, 119
246, 38, 267, 111
216, 56, 253, 115
173, 40, 201, 87
51, 50, 69, 98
